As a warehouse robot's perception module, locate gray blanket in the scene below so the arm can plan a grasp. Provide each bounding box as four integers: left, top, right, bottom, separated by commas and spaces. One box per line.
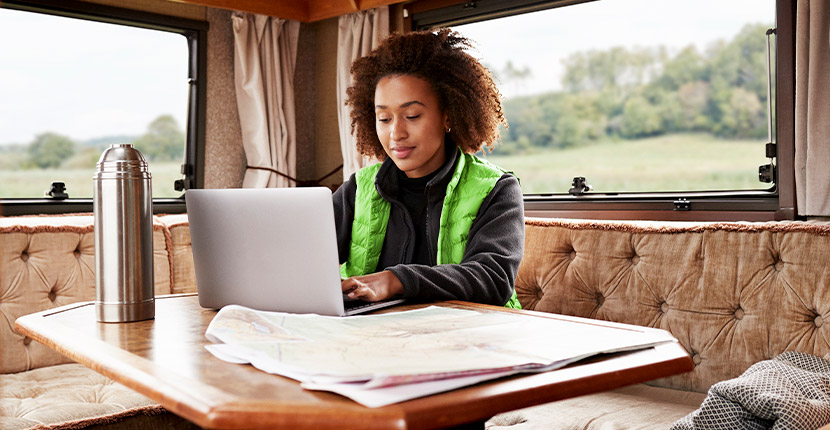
671, 351, 830, 430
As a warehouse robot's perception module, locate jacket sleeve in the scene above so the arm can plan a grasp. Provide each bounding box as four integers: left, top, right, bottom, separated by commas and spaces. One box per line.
332, 174, 358, 265
388, 174, 525, 306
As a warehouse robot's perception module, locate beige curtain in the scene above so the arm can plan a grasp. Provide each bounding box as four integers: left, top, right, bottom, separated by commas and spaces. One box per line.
336, 7, 389, 181
232, 13, 300, 188
795, 0, 830, 215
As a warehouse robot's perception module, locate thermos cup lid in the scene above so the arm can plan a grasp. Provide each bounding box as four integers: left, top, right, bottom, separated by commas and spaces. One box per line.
95, 144, 150, 178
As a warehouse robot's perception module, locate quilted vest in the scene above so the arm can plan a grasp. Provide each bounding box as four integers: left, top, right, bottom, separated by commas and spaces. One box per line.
340, 152, 521, 309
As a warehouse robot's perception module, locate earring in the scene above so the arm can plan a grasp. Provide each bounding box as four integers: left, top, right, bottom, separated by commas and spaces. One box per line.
445, 126, 452, 133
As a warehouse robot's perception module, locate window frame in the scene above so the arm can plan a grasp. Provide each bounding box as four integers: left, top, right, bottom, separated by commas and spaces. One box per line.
406, 0, 796, 221
0, 0, 207, 216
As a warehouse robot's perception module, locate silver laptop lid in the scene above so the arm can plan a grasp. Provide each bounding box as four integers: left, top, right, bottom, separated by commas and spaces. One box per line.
186, 187, 347, 316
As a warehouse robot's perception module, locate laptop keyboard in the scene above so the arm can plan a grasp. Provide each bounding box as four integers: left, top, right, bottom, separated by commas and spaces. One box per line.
343, 295, 376, 311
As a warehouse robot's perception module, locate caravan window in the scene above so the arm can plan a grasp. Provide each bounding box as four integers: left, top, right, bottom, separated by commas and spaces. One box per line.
411, 0, 791, 220
0, 0, 205, 214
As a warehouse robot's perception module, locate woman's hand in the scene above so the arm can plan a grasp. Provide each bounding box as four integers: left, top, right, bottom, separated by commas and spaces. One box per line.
341, 271, 404, 302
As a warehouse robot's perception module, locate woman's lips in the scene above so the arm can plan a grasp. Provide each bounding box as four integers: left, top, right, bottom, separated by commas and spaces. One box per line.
391, 146, 414, 158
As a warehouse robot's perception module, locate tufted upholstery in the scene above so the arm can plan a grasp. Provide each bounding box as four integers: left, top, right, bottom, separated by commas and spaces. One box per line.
0, 215, 175, 375
7, 214, 830, 429
158, 214, 196, 294
515, 218, 830, 394
0, 363, 162, 429
0, 214, 197, 430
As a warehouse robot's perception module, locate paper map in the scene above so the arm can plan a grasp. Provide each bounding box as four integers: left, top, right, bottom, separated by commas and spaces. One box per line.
205, 305, 675, 407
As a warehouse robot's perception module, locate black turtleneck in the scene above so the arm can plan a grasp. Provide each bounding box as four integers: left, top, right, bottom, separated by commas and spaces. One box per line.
397, 168, 440, 265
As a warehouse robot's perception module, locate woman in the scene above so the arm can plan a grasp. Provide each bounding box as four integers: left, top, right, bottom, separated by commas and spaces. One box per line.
335, 28, 524, 308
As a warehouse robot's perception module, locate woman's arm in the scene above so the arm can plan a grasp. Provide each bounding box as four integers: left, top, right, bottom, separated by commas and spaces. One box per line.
388, 174, 525, 306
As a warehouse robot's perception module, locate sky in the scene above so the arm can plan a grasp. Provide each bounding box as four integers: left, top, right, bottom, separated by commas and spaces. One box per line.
0, 0, 775, 146
456, 0, 776, 99
0, 8, 188, 146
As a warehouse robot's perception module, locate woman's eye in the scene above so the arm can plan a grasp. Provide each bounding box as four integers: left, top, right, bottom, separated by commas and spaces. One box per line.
377, 118, 391, 123
406, 115, 421, 120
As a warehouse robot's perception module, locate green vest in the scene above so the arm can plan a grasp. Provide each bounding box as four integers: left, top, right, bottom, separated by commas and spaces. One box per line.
340, 151, 521, 309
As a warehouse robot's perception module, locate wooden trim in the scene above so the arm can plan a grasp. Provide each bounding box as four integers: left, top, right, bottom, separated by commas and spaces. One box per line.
173, 0, 407, 22
175, 0, 307, 20
405, 0, 467, 15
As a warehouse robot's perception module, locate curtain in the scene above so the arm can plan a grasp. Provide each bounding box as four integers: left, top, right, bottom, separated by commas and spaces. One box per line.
795, 0, 830, 215
232, 13, 300, 188
336, 7, 390, 181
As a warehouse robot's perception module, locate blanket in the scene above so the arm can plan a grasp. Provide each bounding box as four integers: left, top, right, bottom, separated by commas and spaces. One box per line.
671, 351, 830, 430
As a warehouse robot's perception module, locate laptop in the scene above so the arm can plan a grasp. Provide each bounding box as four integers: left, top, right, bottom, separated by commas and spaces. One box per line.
185, 187, 405, 316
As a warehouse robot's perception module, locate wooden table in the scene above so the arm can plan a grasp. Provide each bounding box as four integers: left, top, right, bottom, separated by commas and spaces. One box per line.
15, 294, 692, 429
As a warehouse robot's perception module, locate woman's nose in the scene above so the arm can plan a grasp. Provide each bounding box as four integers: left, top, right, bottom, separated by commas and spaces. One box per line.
390, 118, 407, 140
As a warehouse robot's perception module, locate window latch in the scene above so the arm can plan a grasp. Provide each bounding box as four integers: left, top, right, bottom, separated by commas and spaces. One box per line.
175, 164, 194, 192
759, 164, 775, 183
45, 181, 68, 200
673, 199, 691, 211
568, 177, 592, 196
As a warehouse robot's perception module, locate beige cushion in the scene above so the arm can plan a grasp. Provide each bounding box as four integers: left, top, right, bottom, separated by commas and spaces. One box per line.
158, 214, 196, 294
486, 384, 706, 430
0, 215, 172, 374
516, 218, 830, 394
0, 363, 159, 430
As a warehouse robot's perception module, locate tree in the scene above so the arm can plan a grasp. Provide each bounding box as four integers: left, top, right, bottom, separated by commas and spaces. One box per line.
714, 88, 765, 138
500, 61, 533, 96
676, 81, 711, 131
620, 96, 662, 138
561, 46, 660, 95
706, 23, 772, 136
657, 46, 706, 91
27, 133, 76, 168
133, 114, 185, 161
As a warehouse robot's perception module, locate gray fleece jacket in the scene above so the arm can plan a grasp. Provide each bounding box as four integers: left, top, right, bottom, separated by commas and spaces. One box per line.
332, 144, 525, 306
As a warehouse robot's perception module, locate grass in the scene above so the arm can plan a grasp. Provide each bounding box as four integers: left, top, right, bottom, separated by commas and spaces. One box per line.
0, 161, 183, 199
484, 133, 771, 194
1, 134, 770, 198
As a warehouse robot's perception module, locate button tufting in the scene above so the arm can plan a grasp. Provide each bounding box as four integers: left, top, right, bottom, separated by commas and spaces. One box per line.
73, 249, 81, 258
692, 353, 702, 365
20, 251, 29, 262
774, 260, 784, 271
734, 308, 744, 320
569, 250, 576, 260
48, 290, 57, 301
631, 255, 640, 265
660, 302, 669, 313
815, 316, 823, 328
23, 337, 32, 346
595, 292, 605, 306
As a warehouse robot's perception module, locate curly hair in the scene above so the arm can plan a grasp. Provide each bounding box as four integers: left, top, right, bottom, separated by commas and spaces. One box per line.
345, 28, 507, 160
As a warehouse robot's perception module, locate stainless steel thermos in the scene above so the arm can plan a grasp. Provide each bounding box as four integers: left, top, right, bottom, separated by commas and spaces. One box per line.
93, 144, 155, 322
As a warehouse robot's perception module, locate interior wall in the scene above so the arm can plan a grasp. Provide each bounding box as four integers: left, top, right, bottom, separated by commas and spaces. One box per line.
311, 17, 345, 190
80, 0, 205, 20
204, 8, 245, 188
294, 22, 316, 185
203, 12, 344, 190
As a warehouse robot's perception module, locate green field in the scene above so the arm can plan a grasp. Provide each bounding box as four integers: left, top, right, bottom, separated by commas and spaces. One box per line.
1, 134, 770, 198
486, 133, 771, 194
0, 161, 183, 199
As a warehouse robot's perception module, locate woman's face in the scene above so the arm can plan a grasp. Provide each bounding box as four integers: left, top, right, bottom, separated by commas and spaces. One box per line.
374, 74, 449, 178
